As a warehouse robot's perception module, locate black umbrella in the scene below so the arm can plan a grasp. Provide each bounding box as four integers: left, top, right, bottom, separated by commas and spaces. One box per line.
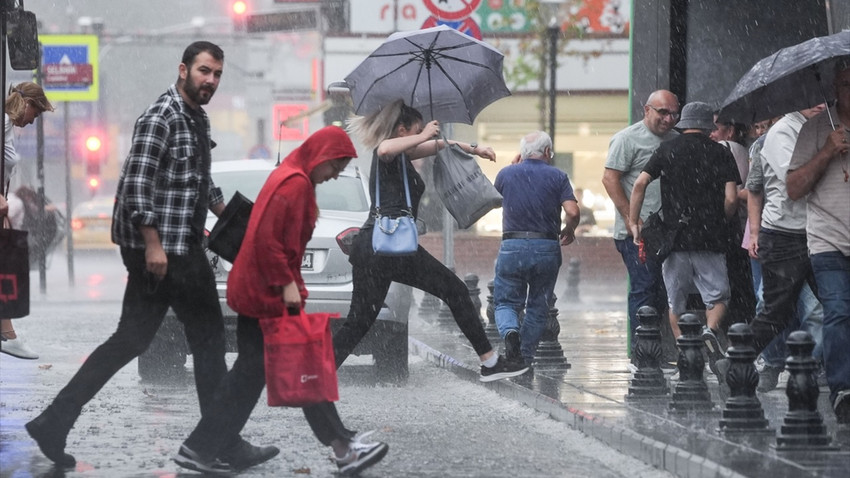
344, 25, 511, 125
718, 30, 850, 126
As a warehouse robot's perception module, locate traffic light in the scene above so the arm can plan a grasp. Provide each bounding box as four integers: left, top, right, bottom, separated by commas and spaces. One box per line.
230, 1, 248, 31
84, 132, 103, 195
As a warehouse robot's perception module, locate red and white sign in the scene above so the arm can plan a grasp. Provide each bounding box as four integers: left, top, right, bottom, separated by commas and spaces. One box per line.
273, 104, 309, 141
43, 63, 93, 86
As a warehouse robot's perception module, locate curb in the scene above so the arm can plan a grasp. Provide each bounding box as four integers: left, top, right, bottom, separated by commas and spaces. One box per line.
408, 336, 746, 478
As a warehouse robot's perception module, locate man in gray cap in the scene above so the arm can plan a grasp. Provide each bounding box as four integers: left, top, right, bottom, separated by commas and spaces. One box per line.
628, 101, 741, 386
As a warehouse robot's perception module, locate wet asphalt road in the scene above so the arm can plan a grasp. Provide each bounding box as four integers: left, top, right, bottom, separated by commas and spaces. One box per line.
0, 251, 673, 478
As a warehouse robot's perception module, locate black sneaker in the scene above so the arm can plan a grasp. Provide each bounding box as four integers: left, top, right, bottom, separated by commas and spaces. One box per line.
174, 444, 232, 475
335, 432, 389, 476
25, 409, 76, 468
833, 390, 850, 424
504, 330, 521, 362
219, 438, 280, 470
480, 355, 529, 382
701, 326, 724, 376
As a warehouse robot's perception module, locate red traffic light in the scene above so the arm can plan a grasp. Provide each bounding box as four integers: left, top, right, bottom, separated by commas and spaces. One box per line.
85, 135, 102, 152
232, 1, 247, 16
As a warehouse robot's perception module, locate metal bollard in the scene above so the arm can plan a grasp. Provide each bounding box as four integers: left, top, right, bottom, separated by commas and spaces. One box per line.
464, 273, 485, 327
719, 323, 771, 434
533, 294, 571, 371
775, 331, 837, 451
564, 257, 581, 300
626, 306, 668, 400
669, 313, 713, 411
484, 279, 501, 344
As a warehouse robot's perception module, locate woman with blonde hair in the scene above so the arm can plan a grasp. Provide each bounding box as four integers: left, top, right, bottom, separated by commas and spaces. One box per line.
334, 99, 529, 381
1, 82, 54, 360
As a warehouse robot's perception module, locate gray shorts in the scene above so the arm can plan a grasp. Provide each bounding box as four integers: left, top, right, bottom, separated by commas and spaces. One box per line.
662, 251, 730, 315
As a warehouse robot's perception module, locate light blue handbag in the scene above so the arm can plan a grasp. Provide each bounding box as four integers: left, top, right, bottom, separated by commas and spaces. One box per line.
371, 155, 419, 256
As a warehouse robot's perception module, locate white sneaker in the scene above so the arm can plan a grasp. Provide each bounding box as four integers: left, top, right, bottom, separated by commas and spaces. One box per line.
334, 431, 389, 476
1, 334, 38, 359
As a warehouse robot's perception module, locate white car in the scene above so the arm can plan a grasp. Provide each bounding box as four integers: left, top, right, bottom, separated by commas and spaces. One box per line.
140, 159, 412, 381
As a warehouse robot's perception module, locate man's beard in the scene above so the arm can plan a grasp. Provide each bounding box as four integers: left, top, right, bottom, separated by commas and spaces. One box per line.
183, 76, 215, 106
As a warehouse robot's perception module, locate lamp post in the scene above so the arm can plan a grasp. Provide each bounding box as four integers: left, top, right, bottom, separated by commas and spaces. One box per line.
540, 0, 565, 150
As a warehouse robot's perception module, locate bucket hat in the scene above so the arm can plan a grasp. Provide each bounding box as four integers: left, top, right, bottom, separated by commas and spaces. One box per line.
675, 101, 716, 130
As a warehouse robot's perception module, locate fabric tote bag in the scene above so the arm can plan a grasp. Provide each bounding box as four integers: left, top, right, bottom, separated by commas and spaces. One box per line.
259, 309, 340, 407
371, 155, 419, 256
0, 223, 30, 318
207, 191, 253, 263
433, 136, 502, 229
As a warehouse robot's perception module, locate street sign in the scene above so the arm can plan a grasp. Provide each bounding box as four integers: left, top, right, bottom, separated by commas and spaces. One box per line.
246, 9, 318, 33
39, 35, 99, 102
43, 63, 93, 87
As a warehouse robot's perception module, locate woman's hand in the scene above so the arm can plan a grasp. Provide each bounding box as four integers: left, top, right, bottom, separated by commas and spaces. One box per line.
422, 120, 440, 140
475, 145, 496, 162
281, 282, 302, 310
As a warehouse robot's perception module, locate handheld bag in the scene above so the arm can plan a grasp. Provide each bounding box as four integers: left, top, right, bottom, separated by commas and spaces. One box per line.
433, 135, 502, 229
0, 223, 30, 318
641, 210, 690, 263
371, 156, 419, 256
259, 309, 340, 407
207, 191, 254, 263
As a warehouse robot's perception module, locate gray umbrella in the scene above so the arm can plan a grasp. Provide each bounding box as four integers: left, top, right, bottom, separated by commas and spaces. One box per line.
344, 25, 511, 125
718, 30, 850, 125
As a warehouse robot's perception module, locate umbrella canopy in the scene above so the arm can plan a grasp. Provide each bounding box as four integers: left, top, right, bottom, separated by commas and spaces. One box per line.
344, 25, 511, 125
718, 30, 850, 124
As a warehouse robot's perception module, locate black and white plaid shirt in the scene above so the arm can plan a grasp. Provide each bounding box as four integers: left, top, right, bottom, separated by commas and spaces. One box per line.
112, 85, 223, 255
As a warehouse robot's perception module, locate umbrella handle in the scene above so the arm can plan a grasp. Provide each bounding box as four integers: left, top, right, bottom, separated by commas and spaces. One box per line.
815, 70, 837, 130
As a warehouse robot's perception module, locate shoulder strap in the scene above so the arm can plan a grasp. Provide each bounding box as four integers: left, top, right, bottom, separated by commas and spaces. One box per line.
374, 154, 412, 214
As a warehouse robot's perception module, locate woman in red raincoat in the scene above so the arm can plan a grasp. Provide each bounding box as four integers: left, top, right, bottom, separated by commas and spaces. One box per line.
176, 126, 389, 476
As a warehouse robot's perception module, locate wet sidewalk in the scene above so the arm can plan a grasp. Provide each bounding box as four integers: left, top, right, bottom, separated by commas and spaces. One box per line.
406, 282, 850, 478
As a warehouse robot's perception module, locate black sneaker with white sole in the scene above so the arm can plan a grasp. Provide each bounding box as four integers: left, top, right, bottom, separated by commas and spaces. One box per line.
480, 355, 529, 382
701, 326, 724, 376
335, 435, 389, 476
174, 444, 232, 475
219, 438, 279, 471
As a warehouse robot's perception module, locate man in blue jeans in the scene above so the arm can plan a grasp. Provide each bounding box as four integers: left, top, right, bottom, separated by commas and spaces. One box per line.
786, 59, 850, 423
602, 90, 679, 361
493, 131, 580, 366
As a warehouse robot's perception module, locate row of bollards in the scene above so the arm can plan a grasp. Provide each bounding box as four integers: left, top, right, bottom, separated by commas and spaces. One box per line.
627, 305, 838, 451
419, 273, 571, 372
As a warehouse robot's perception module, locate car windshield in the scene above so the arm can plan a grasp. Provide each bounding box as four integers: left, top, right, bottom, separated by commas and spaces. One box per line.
213, 169, 369, 213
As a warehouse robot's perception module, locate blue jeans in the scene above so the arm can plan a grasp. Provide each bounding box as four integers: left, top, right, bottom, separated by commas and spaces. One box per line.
494, 239, 561, 363
810, 252, 850, 401
614, 238, 666, 339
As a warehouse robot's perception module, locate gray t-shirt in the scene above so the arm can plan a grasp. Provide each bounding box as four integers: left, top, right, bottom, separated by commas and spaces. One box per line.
604, 120, 677, 240
789, 106, 850, 256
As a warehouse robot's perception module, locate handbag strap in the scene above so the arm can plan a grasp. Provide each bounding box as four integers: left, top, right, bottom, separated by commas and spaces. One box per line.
374, 153, 412, 214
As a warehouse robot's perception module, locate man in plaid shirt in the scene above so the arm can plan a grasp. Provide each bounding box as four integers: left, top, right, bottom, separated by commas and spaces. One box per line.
26, 41, 279, 472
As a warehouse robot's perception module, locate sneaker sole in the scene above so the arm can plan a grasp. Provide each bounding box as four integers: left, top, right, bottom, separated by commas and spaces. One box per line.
479, 366, 530, 383
173, 453, 232, 475
339, 442, 389, 476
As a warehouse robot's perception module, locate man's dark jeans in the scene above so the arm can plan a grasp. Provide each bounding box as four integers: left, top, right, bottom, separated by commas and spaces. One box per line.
615, 239, 668, 333
750, 229, 814, 353
49, 245, 227, 425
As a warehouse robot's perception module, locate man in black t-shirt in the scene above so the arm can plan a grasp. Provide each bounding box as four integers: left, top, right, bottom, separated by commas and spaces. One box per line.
628, 101, 740, 380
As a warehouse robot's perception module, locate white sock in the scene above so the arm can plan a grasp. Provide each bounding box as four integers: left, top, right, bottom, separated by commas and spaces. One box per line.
482, 354, 499, 368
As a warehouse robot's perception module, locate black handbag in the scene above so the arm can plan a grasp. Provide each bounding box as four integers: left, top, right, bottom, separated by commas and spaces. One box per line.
641, 210, 690, 262
0, 226, 30, 318
207, 191, 253, 263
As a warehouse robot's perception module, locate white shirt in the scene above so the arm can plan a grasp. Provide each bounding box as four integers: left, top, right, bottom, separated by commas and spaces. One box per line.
760, 112, 808, 233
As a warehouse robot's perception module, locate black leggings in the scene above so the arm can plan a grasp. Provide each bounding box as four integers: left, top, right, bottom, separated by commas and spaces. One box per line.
333, 241, 493, 367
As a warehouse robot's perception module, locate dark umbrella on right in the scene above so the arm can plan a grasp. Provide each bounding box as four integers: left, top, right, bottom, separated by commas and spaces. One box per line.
718, 30, 850, 127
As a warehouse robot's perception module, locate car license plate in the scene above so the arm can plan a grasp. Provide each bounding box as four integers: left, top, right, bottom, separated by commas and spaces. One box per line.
301, 251, 314, 270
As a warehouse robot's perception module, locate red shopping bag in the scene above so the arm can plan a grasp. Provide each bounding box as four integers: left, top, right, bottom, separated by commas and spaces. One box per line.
259, 309, 340, 407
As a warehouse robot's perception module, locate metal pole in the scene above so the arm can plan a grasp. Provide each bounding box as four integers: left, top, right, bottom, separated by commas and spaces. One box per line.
548, 21, 558, 151
442, 123, 454, 269
63, 101, 74, 285
35, 58, 46, 292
